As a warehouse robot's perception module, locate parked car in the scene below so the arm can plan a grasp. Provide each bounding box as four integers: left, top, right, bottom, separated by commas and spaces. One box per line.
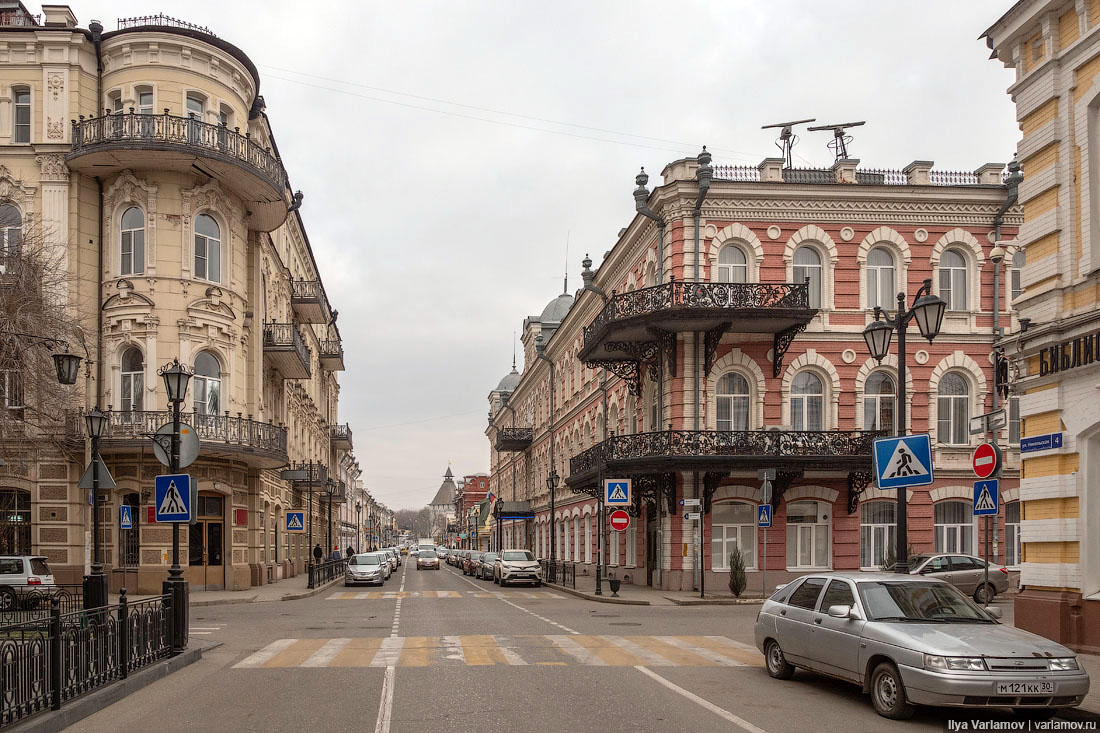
0, 556, 55, 610
436, 546, 449, 560
386, 547, 402, 567
905, 553, 1010, 604
345, 553, 387, 587
463, 552, 479, 576
754, 572, 1090, 720
476, 553, 498, 580
416, 550, 440, 570
494, 549, 541, 586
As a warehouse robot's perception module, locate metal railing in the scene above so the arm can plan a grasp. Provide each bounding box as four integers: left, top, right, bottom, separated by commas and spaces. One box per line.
290, 279, 323, 302
69, 112, 285, 195
117, 13, 215, 35
307, 559, 345, 589
262, 322, 312, 366
0, 590, 172, 729
0, 12, 39, 26
0, 585, 83, 627
569, 429, 884, 477
331, 423, 352, 444
319, 340, 343, 359
584, 280, 810, 344
711, 165, 1005, 187
83, 409, 287, 457
539, 560, 576, 589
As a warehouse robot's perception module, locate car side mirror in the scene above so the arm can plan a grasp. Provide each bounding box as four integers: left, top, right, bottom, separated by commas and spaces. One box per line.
983, 606, 1002, 619
827, 604, 854, 619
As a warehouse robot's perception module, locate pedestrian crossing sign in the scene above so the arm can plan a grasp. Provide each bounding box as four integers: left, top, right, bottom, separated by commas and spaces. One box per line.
154, 474, 192, 522
757, 504, 772, 528
119, 504, 133, 530
286, 510, 306, 533
604, 479, 631, 505
873, 434, 934, 489
973, 479, 999, 516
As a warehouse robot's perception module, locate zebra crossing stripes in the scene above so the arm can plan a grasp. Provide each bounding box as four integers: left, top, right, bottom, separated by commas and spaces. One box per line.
232, 635, 763, 670
327, 590, 564, 600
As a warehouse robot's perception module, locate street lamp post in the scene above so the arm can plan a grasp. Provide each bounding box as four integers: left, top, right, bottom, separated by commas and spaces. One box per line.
862, 278, 947, 574
546, 468, 558, 562
325, 479, 334, 558
158, 357, 193, 652
83, 406, 108, 611
356, 501, 362, 554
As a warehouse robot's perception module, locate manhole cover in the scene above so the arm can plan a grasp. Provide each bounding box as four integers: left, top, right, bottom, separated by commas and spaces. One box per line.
609, 622, 642, 626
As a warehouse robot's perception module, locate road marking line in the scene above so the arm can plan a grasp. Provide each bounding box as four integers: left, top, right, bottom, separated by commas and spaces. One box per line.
265, 638, 328, 668
373, 665, 395, 733
370, 637, 405, 667
301, 638, 352, 667
682, 636, 762, 666
602, 635, 675, 666
447, 566, 579, 633
190, 627, 222, 631
232, 638, 297, 668
655, 636, 744, 666
704, 635, 762, 654
547, 635, 607, 665
635, 666, 768, 733
189, 631, 213, 635
493, 635, 529, 665
440, 635, 466, 664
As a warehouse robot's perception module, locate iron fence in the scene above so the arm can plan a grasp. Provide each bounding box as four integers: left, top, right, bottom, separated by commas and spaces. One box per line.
117, 13, 215, 35
0, 585, 83, 627
81, 409, 287, 457
0, 590, 171, 728
307, 559, 345, 589
539, 560, 576, 589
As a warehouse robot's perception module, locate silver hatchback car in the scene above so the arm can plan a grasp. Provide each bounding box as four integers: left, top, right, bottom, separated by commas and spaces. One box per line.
754, 572, 1089, 720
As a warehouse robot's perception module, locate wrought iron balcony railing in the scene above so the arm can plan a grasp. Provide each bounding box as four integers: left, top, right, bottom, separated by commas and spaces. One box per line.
89, 409, 287, 459
117, 13, 215, 35
262, 322, 311, 378
568, 429, 883, 479
331, 423, 353, 449
495, 427, 533, 452
69, 112, 286, 196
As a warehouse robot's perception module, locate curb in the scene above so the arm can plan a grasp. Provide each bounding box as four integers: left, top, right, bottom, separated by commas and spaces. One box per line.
191, 595, 257, 607
12, 641, 216, 733
544, 582, 650, 606
280, 575, 344, 601
664, 596, 765, 606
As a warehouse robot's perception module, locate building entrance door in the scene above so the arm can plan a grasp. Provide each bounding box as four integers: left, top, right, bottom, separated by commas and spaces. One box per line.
187, 492, 225, 590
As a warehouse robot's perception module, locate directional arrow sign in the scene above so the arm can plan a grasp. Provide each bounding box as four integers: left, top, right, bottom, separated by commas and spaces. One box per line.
154, 474, 192, 523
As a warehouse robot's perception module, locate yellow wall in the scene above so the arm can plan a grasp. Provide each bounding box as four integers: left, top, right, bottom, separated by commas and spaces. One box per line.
1023, 410, 1062, 435
1021, 98, 1059, 135
1061, 7, 1081, 47
1021, 453, 1080, 478
1022, 142, 1059, 174
1023, 186, 1059, 217
1023, 541, 1080, 563
1023, 497, 1079, 520
1075, 52, 1100, 101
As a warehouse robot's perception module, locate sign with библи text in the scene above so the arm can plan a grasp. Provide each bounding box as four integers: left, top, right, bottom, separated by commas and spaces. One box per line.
1037, 329, 1100, 376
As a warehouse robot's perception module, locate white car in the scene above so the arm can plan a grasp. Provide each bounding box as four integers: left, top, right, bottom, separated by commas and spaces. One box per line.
0, 555, 55, 610
493, 549, 542, 586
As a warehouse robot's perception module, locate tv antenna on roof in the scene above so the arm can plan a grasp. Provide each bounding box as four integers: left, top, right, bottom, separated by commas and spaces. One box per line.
761, 118, 815, 169
807, 120, 866, 162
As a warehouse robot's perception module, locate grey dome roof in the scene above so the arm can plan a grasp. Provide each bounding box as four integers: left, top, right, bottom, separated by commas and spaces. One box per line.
540, 292, 574, 323
495, 367, 520, 393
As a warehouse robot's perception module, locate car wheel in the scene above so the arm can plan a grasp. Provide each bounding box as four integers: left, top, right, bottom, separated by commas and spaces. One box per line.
973, 583, 995, 605
870, 662, 916, 720
764, 639, 795, 680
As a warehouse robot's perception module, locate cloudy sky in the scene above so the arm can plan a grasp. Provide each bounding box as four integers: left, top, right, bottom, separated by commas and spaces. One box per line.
80, 1, 1019, 509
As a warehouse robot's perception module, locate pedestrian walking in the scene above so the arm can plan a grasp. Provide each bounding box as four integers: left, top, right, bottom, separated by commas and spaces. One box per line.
346, 545, 355, 558
313, 543, 323, 565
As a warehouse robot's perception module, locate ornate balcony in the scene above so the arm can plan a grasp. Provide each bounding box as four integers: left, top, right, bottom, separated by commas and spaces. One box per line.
326, 480, 348, 505
331, 423, 353, 450
291, 280, 329, 323
319, 339, 345, 371
67, 112, 291, 232
263, 322, 311, 379
495, 427, 533, 452
580, 280, 816, 393
90, 409, 288, 468
282, 461, 327, 489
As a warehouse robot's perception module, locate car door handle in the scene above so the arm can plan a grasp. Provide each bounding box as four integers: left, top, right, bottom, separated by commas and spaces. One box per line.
779, 609, 787, 616
814, 618, 822, 624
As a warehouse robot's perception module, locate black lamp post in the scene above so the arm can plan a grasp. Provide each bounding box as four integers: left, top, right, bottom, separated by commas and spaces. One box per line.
356, 501, 362, 554
83, 406, 108, 610
158, 357, 192, 651
862, 278, 947, 574
546, 468, 558, 562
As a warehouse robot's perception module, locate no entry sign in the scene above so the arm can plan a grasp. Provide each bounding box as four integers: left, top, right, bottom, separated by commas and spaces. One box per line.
972, 442, 1002, 480
609, 509, 630, 532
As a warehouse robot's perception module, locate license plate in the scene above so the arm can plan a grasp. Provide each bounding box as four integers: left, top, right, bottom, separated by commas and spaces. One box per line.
995, 681, 1054, 695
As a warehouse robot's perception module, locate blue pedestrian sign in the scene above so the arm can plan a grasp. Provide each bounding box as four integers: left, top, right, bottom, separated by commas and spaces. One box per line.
1020, 432, 1063, 454
757, 504, 772, 528
154, 474, 192, 522
873, 434, 934, 489
973, 479, 999, 516
286, 510, 306, 533
119, 505, 133, 530
604, 478, 631, 506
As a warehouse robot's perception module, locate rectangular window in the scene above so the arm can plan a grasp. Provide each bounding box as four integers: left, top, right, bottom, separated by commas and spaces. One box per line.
626, 525, 636, 566
1005, 502, 1021, 567
121, 229, 145, 276
13, 90, 30, 143
609, 529, 619, 566
208, 238, 221, 283
793, 264, 821, 308
1, 370, 24, 411
138, 91, 154, 115
194, 236, 207, 280
1008, 397, 1020, 446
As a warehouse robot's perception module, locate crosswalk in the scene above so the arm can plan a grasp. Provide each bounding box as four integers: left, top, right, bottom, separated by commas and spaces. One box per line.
190, 624, 225, 637
233, 635, 762, 669
328, 590, 565, 600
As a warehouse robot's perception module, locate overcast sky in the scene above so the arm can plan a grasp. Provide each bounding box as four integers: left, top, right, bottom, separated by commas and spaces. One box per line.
79, 1, 1019, 509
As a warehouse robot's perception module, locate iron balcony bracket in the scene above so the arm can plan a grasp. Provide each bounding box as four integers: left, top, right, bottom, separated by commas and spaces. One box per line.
703, 322, 732, 376
702, 471, 727, 514
773, 323, 809, 378
769, 470, 803, 510
586, 358, 643, 396
648, 327, 677, 378
846, 470, 875, 514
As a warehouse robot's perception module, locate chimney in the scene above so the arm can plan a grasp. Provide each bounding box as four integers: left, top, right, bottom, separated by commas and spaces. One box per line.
903, 160, 934, 185
41, 5, 77, 27
757, 158, 784, 183
974, 162, 1007, 185
832, 158, 859, 184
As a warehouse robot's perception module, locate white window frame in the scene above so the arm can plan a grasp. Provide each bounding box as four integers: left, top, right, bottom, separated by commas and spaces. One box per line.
716, 244, 748, 284
786, 500, 831, 570
1008, 396, 1020, 446
626, 523, 637, 566
716, 371, 750, 432
862, 371, 896, 433
791, 371, 825, 431
866, 246, 896, 310
936, 372, 971, 446
711, 501, 757, 571
136, 87, 155, 116
120, 206, 145, 276
573, 516, 581, 561
859, 500, 897, 570
609, 527, 619, 566
192, 352, 222, 415
933, 500, 975, 555
120, 348, 144, 412
12, 87, 30, 144
584, 514, 592, 563
193, 213, 222, 284
939, 248, 969, 311
1010, 250, 1024, 305
1005, 502, 1021, 568
792, 245, 823, 309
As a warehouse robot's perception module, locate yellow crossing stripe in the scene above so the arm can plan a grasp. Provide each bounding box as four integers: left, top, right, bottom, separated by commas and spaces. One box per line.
233, 635, 763, 669
327, 591, 565, 600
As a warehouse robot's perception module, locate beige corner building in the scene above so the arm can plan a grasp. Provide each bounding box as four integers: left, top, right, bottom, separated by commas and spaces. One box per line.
985, 1, 1100, 651
0, 4, 359, 592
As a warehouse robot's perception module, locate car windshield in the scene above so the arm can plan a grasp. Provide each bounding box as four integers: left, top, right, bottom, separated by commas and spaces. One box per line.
502, 551, 534, 562
858, 581, 995, 622
350, 554, 380, 565
420, 551, 437, 558
482, 553, 499, 561
30, 558, 51, 575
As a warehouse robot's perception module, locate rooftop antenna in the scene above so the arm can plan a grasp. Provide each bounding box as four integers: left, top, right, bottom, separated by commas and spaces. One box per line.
563, 229, 570, 293
807, 120, 866, 162
761, 118, 816, 169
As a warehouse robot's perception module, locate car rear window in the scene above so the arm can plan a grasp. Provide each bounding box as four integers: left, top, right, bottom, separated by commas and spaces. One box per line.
29, 558, 50, 576
787, 578, 826, 609
482, 553, 499, 561
351, 555, 380, 565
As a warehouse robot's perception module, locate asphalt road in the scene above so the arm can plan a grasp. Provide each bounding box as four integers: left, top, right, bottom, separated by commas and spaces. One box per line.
68, 560, 1064, 732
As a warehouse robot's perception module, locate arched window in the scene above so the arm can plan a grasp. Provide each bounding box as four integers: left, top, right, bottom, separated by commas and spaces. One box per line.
863, 372, 895, 432
194, 214, 221, 283
793, 246, 822, 308
120, 492, 140, 567
573, 515, 581, 561
717, 245, 747, 283
0, 204, 22, 274
939, 248, 968, 311
193, 352, 222, 415
607, 404, 619, 436
937, 372, 969, 445
644, 262, 657, 287
120, 206, 145, 275
716, 372, 750, 431
1005, 502, 1021, 568
934, 500, 974, 554
0, 488, 31, 553
866, 246, 895, 310
860, 501, 896, 569
791, 372, 824, 431
712, 501, 756, 570
648, 389, 659, 432
584, 514, 592, 563
1010, 250, 1025, 304
120, 347, 144, 412
786, 500, 830, 569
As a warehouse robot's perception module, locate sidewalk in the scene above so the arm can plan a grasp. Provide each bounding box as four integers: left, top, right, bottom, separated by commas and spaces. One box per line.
546, 571, 765, 607
110, 569, 343, 607
1076, 654, 1100, 717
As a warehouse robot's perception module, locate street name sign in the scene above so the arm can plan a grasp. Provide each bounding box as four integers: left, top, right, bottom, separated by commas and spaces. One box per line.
757, 504, 772, 528
119, 505, 133, 530
609, 510, 630, 531
972, 442, 1002, 480
604, 478, 631, 506
1020, 432, 1063, 454
286, 510, 306, 533
973, 479, 999, 516
683, 498, 701, 508
155, 474, 192, 522
685, 512, 701, 521
873, 434, 934, 489
969, 409, 1007, 436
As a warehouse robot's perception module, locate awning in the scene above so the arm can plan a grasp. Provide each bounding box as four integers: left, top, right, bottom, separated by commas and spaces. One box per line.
494, 501, 534, 520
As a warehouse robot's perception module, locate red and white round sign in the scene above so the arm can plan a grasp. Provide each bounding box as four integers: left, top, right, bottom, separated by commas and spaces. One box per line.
609, 509, 631, 532
972, 442, 1002, 480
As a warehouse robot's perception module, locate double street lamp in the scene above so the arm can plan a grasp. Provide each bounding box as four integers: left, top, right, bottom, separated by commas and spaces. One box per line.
83, 406, 108, 609
862, 278, 947, 574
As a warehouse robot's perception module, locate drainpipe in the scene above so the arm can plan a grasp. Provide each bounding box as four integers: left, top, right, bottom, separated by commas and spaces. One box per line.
535, 336, 556, 562
691, 147, 712, 594
90, 20, 104, 407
